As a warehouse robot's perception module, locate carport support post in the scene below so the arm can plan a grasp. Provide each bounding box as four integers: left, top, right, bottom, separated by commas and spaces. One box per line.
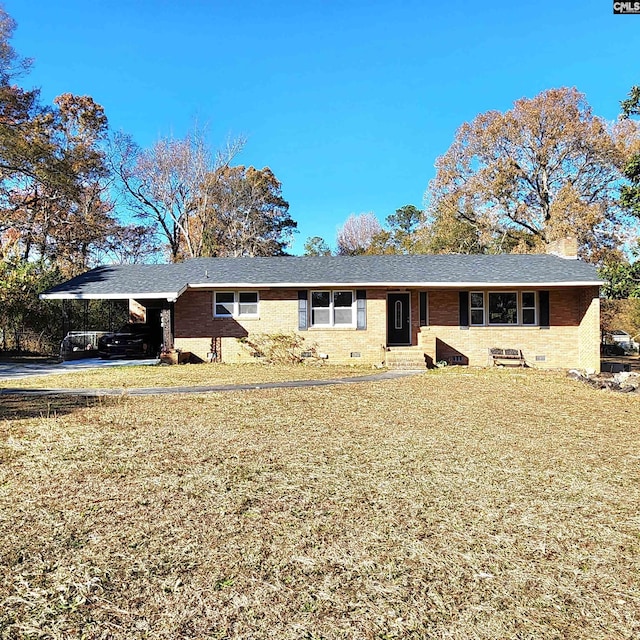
61, 299, 70, 339
161, 301, 173, 352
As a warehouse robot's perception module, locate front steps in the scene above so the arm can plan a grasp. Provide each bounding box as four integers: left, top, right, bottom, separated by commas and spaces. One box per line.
385, 347, 428, 370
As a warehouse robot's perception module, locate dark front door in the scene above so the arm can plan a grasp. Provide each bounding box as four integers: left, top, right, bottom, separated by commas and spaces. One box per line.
387, 293, 411, 345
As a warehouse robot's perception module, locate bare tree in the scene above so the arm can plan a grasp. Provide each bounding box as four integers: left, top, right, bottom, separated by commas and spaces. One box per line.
111, 127, 245, 261
336, 212, 383, 255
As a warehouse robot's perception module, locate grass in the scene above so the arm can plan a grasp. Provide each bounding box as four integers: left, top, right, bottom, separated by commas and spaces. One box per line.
1, 367, 639, 638
0, 362, 377, 390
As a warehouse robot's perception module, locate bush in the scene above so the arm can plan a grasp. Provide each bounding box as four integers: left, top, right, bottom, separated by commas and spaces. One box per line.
238, 332, 319, 365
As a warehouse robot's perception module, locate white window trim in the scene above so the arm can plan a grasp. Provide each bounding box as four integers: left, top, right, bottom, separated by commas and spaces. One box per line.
310, 289, 357, 328
521, 291, 537, 326
470, 291, 485, 326
469, 291, 539, 327
214, 291, 260, 318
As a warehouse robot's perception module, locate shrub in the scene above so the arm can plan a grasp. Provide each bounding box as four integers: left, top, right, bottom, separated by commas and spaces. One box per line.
238, 332, 319, 365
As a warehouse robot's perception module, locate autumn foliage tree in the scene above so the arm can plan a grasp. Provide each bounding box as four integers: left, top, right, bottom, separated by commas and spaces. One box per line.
1, 93, 118, 274
596, 85, 640, 306
620, 85, 640, 219
426, 87, 638, 261
0, 6, 118, 274
199, 165, 296, 257
0, 7, 127, 350
376, 205, 426, 254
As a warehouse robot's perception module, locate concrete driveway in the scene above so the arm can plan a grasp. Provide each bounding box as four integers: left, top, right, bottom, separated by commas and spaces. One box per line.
0, 357, 160, 381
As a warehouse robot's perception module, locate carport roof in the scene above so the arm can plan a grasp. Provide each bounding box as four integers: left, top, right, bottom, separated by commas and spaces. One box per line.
40, 254, 603, 300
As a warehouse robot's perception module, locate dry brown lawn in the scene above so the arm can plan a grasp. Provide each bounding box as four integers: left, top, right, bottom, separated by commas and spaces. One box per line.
0, 362, 375, 390
1, 368, 639, 639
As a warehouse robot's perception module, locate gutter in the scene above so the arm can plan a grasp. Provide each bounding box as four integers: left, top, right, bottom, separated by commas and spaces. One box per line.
186, 280, 605, 289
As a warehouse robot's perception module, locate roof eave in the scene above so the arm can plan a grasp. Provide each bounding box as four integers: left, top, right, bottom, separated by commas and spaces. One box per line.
187, 280, 604, 289
39, 291, 182, 301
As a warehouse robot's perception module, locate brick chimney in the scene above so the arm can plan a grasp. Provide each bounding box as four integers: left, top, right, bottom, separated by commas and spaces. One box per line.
546, 237, 578, 260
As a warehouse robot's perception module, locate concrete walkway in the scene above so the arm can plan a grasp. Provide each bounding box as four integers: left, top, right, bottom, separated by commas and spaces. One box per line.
0, 357, 160, 381
0, 369, 423, 397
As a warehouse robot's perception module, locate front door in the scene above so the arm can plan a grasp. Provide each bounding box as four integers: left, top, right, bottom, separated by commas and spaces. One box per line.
387, 293, 411, 345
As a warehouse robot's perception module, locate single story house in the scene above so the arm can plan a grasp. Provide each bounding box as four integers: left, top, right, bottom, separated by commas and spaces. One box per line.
41, 243, 603, 371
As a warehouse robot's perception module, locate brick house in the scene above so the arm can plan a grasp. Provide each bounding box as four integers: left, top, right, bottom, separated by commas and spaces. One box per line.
41, 246, 603, 371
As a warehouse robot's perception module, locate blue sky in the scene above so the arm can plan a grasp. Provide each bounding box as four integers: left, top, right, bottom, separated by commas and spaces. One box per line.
7, 0, 640, 254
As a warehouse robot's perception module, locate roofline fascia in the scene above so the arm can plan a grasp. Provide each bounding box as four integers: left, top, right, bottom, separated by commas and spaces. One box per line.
39, 283, 189, 303
38, 280, 603, 301
39, 291, 182, 301
186, 280, 604, 289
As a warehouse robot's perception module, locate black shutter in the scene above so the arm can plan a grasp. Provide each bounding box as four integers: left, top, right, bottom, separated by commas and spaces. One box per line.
298, 290, 308, 330
356, 290, 367, 330
459, 291, 469, 327
539, 290, 550, 327
419, 292, 428, 326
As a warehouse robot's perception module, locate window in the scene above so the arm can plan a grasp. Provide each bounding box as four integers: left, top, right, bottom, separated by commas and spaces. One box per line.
467, 291, 539, 326
470, 292, 484, 325
488, 292, 518, 325
521, 291, 536, 325
214, 291, 259, 318
214, 292, 235, 317
394, 300, 403, 330
311, 291, 330, 325
333, 291, 353, 325
239, 292, 259, 316
310, 290, 355, 327
419, 291, 428, 326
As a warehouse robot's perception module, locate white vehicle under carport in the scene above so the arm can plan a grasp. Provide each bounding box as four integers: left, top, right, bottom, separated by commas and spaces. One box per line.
60, 331, 108, 361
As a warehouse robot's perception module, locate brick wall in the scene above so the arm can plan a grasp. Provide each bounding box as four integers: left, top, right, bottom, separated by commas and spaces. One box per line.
578, 287, 600, 372
419, 288, 600, 371
174, 288, 389, 365
173, 285, 600, 371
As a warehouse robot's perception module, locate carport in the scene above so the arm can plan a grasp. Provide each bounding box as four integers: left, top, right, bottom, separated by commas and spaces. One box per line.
39, 264, 185, 354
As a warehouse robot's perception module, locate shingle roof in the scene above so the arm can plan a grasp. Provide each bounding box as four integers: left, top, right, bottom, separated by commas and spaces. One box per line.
40, 254, 603, 300
40, 264, 189, 300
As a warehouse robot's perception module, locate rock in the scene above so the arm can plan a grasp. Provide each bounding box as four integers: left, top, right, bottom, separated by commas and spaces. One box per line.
614, 372, 640, 387
570, 367, 640, 393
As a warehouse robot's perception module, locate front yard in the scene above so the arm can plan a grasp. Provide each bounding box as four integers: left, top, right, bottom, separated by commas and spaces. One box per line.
1, 368, 638, 638
0, 362, 377, 390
